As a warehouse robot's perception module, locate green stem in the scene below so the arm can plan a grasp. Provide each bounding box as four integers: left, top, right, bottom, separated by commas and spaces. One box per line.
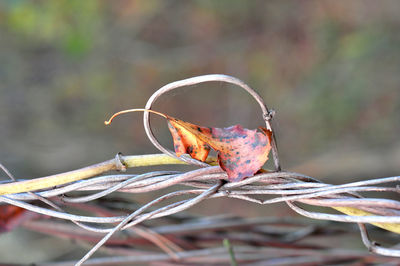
0, 154, 216, 195
223, 239, 238, 266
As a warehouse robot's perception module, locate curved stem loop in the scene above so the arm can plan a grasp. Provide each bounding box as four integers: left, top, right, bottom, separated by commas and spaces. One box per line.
143, 74, 281, 171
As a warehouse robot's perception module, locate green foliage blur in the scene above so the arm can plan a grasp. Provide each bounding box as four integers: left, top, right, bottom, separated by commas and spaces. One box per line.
1, 0, 399, 179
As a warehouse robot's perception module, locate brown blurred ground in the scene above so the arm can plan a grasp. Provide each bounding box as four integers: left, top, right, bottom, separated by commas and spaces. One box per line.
0, 0, 399, 263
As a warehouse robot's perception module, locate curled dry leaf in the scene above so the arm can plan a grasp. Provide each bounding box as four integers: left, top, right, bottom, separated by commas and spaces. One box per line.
105, 109, 272, 181
168, 118, 272, 181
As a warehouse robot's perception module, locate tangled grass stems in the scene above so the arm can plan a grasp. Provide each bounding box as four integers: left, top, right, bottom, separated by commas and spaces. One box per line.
1, 159, 399, 262
1, 75, 399, 264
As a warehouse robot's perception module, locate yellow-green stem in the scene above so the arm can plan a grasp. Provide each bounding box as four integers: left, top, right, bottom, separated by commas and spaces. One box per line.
0, 154, 210, 195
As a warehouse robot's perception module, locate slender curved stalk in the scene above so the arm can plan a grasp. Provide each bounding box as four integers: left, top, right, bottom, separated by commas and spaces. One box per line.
143, 74, 281, 170
0, 154, 217, 195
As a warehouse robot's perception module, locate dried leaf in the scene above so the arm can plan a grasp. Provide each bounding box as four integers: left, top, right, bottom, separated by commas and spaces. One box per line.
167, 119, 211, 162
105, 109, 273, 182
168, 118, 272, 181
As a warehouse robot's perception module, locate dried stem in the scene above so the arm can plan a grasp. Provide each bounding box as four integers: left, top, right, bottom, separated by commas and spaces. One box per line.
0, 154, 217, 195
1, 75, 399, 265
104, 108, 167, 125
142, 74, 281, 170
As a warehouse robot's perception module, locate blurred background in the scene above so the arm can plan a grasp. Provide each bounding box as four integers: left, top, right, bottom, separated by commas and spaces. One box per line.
0, 0, 400, 263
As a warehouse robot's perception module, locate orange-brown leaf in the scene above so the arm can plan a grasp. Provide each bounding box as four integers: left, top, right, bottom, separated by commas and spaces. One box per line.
104, 109, 272, 182
167, 119, 211, 161
167, 117, 272, 182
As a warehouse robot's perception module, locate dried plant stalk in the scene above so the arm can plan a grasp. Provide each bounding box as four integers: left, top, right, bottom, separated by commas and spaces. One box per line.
0, 75, 398, 265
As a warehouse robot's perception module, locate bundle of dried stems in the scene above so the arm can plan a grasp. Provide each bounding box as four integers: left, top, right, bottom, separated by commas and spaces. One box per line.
0, 75, 399, 265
